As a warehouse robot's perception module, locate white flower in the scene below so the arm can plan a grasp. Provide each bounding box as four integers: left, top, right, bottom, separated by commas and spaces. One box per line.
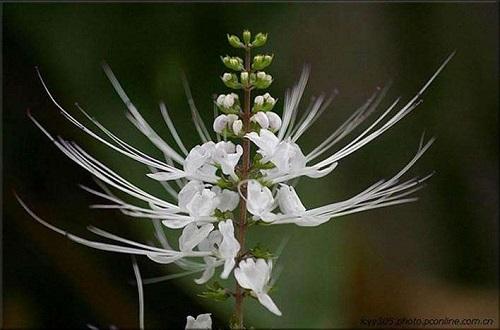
179, 223, 214, 252
266, 112, 282, 131
178, 180, 219, 218
232, 119, 243, 135
246, 129, 280, 161
213, 141, 243, 181
183, 142, 218, 179
276, 184, 305, 214
246, 180, 275, 221
250, 112, 269, 129
185, 313, 212, 329
222, 73, 232, 82
234, 258, 281, 316
246, 129, 335, 182
211, 186, 239, 211
218, 220, 240, 279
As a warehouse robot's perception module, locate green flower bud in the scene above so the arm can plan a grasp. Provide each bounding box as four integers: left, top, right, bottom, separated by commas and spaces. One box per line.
221, 72, 241, 89
252, 54, 274, 70
227, 34, 244, 48
221, 55, 244, 71
254, 71, 273, 89
252, 32, 268, 47
243, 30, 251, 45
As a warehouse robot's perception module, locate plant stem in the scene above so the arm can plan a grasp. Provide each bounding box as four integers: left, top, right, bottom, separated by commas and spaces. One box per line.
234, 46, 252, 329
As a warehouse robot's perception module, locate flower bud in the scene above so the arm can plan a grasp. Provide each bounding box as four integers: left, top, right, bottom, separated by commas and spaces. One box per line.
216, 94, 226, 105
216, 93, 241, 114
254, 95, 264, 106
226, 114, 239, 125
232, 119, 243, 136
266, 112, 282, 132
243, 30, 251, 45
251, 112, 269, 129
240, 71, 250, 87
227, 34, 244, 48
221, 56, 244, 71
252, 54, 273, 71
252, 33, 268, 47
221, 73, 241, 89
254, 71, 273, 89
252, 93, 276, 112
213, 114, 228, 134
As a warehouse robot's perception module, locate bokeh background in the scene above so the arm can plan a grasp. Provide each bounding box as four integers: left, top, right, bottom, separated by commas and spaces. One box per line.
2, 3, 498, 329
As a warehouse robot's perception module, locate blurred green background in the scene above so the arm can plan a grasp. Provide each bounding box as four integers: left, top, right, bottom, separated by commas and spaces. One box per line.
2, 3, 498, 329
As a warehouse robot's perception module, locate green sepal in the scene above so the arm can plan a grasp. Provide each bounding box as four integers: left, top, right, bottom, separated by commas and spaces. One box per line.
217, 177, 234, 189
198, 282, 230, 302
250, 244, 274, 260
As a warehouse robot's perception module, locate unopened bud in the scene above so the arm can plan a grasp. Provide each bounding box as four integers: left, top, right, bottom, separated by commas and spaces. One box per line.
243, 30, 251, 45
213, 114, 228, 134
252, 33, 268, 47
266, 112, 282, 131
227, 34, 244, 48
226, 114, 239, 125
240, 71, 250, 87
253, 93, 277, 112
221, 73, 241, 89
252, 54, 273, 70
254, 95, 264, 106
251, 112, 270, 129
232, 119, 243, 136
221, 56, 244, 71
254, 71, 273, 89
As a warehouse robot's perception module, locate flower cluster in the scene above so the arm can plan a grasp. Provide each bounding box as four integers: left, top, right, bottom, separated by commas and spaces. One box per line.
18, 30, 453, 329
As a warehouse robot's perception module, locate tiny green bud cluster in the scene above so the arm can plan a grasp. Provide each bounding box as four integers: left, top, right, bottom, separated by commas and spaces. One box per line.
227, 31, 268, 49
222, 56, 244, 71
252, 54, 273, 70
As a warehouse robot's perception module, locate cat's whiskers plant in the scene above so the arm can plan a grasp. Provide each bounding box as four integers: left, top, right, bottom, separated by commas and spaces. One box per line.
17, 30, 453, 329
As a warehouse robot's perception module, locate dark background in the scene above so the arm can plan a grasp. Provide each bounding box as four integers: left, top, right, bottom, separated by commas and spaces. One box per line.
2, 3, 498, 329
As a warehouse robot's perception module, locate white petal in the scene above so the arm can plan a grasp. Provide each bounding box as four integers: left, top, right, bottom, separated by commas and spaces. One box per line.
218, 220, 240, 279
245, 129, 280, 161
212, 187, 239, 211
256, 293, 282, 316
213, 142, 242, 180
186, 190, 219, 218
246, 180, 274, 219
194, 256, 217, 285
277, 185, 306, 214
179, 223, 214, 252
178, 180, 205, 211
185, 313, 212, 329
